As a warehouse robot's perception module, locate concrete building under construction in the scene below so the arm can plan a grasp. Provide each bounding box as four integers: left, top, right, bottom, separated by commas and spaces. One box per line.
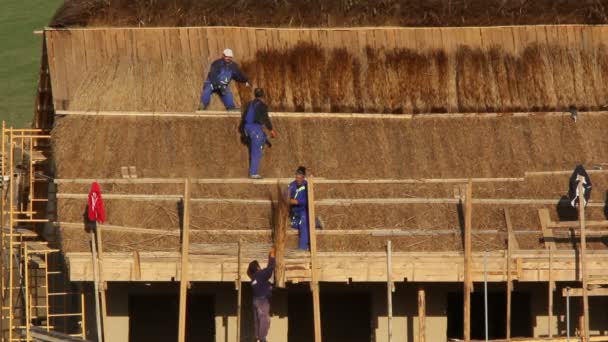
3, 2, 608, 341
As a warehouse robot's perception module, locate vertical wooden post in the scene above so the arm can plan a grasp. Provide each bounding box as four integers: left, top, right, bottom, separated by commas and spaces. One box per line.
90, 231, 103, 342
8, 127, 14, 342
307, 175, 322, 342
0, 122, 5, 339
236, 239, 242, 342
95, 224, 109, 340
577, 178, 590, 341
44, 252, 51, 332
274, 182, 287, 288
24, 243, 30, 341
463, 179, 473, 342
178, 178, 191, 342
548, 245, 554, 338
418, 286, 426, 342
81, 291, 87, 339
386, 240, 393, 342
504, 208, 513, 341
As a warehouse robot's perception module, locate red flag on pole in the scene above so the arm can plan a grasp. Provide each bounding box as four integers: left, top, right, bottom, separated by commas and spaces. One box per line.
88, 182, 106, 223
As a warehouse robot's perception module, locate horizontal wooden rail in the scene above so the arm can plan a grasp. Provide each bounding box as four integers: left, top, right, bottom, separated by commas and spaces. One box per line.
55, 109, 608, 120
54, 193, 606, 207
57, 222, 545, 237
54, 177, 524, 184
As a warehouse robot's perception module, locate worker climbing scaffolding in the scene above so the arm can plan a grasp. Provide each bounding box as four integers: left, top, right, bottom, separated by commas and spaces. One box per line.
289, 166, 310, 250
240, 88, 277, 179
199, 48, 250, 110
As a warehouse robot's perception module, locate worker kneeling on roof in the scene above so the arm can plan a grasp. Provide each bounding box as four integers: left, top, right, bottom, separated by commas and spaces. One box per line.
241, 88, 277, 179
199, 48, 249, 111
247, 247, 276, 342
289, 166, 310, 250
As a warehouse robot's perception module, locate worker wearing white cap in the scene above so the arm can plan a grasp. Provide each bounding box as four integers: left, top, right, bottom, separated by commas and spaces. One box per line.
199, 48, 250, 111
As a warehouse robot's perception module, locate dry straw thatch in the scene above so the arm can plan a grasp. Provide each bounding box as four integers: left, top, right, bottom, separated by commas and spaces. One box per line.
50, 0, 608, 28
67, 42, 608, 114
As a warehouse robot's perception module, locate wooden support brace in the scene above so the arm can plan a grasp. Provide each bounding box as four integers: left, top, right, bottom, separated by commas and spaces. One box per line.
236, 239, 242, 342
504, 208, 515, 341
307, 175, 322, 342
418, 286, 426, 342
463, 179, 473, 342
577, 178, 590, 342
177, 179, 191, 342
386, 240, 393, 342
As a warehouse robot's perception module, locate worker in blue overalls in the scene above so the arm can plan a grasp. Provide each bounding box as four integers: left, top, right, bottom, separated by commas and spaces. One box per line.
199, 48, 250, 111
289, 166, 310, 250
240, 88, 277, 179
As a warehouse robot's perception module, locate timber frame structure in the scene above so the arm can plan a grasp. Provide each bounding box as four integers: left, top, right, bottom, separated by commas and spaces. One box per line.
4, 23, 608, 342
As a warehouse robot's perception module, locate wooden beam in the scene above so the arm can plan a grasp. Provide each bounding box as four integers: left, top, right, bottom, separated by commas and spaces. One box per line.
90, 231, 103, 342
274, 182, 288, 288
548, 246, 554, 338
55, 109, 608, 120
463, 179, 473, 342
504, 208, 514, 341
577, 178, 590, 342
56, 193, 606, 207
177, 178, 191, 342
95, 225, 109, 341
54, 177, 524, 185
562, 287, 608, 297
236, 239, 242, 342
386, 240, 393, 342
307, 175, 322, 342
418, 286, 426, 342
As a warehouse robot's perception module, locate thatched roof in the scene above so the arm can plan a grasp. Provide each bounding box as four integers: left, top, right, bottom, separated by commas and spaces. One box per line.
52, 113, 608, 253
50, 0, 608, 28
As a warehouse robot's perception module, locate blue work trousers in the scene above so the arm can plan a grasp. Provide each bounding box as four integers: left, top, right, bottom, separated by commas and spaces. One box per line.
200, 81, 236, 109
245, 125, 266, 176
291, 212, 310, 250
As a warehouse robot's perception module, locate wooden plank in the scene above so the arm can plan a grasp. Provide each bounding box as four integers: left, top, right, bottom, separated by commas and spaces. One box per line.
577, 178, 590, 341
562, 287, 608, 297
504, 208, 514, 340
307, 175, 322, 342
548, 246, 554, 338
236, 239, 242, 342
132, 251, 141, 281
177, 178, 191, 342
90, 231, 103, 342
463, 179, 473, 342
418, 286, 426, 342
386, 240, 393, 342
54, 176, 525, 185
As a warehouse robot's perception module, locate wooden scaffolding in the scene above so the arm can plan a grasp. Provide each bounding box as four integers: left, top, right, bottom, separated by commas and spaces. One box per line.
0, 123, 86, 341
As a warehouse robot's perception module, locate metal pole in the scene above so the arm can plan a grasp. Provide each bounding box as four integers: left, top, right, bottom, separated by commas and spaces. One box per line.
566, 287, 570, 342
484, 252, 488, 342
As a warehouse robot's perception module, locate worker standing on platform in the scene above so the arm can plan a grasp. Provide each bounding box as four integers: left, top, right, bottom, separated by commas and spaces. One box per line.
289, 166, 310, 250
241, 88, 277, 179
247, 247, 276, 342
199, 48, 250, 111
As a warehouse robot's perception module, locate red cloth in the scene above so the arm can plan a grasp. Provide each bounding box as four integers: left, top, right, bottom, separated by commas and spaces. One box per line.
87, 182, 106, 223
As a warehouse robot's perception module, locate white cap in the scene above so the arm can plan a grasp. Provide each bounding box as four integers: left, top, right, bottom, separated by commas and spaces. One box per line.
223, 48, 234, 57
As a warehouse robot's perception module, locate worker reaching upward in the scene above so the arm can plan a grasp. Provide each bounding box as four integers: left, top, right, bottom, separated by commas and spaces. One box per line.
199, 48, 250, 111
247, 247, 276, 342
289, 166, 310, 250
241, 88, 277, 179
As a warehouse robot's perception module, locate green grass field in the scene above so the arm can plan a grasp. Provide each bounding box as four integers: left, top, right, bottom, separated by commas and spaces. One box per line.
0, 0, 62, 128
